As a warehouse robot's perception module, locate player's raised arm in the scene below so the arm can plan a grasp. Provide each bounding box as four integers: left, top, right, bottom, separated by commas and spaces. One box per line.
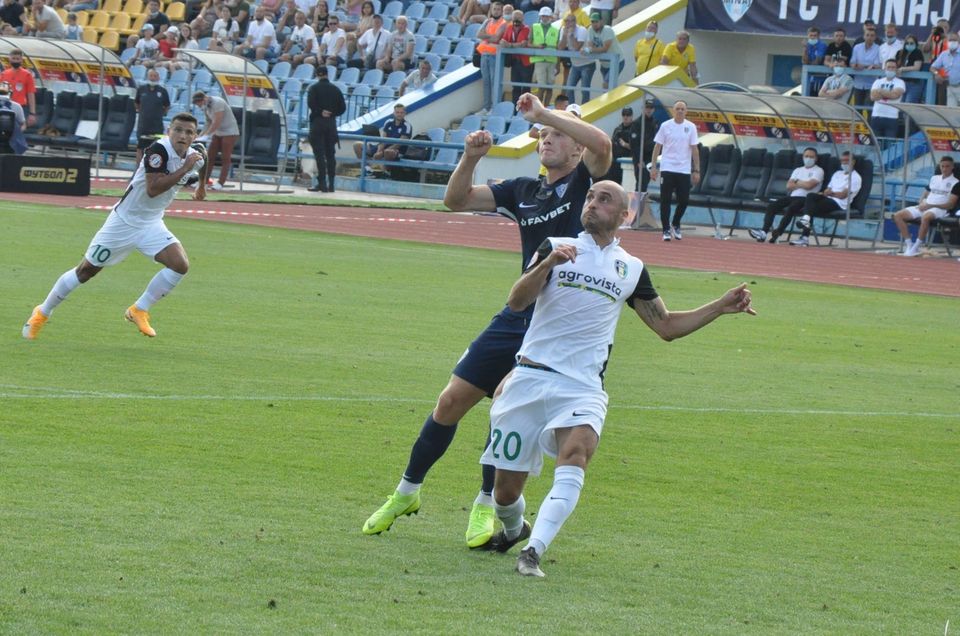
632, 283, 756, 341
517, 92, 612, 178
443, 130, 498, 212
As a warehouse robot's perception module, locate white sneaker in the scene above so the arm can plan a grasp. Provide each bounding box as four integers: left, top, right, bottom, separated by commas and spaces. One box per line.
210, 182, 224, 191
796, 214, 812, 230
672, 226, 682, 240
903, 238, 921, 257
748, 228, 767, 242
789, 236, 809, 247
662, 231, 671, 241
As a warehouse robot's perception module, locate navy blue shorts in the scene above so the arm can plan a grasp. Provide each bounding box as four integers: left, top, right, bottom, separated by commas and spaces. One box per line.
452, 305, 532, 397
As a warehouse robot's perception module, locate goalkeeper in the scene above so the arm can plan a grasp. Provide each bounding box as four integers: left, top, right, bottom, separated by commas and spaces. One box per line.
22, 113, 206, 340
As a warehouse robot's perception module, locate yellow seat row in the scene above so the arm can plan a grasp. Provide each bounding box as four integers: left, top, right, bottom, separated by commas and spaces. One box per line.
56, 1, 184, 23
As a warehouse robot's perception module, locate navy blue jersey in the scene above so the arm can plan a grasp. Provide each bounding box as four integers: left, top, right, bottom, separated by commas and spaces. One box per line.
490, 161, 592, 269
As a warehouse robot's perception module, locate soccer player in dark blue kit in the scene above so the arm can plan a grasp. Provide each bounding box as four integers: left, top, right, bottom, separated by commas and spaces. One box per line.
362, 92, 612, 547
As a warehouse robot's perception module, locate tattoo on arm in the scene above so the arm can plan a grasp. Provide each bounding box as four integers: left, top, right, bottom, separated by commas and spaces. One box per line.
638, 299, 665, 323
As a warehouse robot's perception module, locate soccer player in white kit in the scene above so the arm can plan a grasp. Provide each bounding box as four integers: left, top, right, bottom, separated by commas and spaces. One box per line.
22, 112, 207, 340
481, 180, 756, 577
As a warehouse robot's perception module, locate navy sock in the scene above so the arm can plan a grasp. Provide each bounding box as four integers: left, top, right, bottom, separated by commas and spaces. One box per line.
480, 431, 495, 495
403, 414, 458, 484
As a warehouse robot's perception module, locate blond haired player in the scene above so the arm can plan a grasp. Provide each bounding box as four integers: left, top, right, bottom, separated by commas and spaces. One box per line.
22, 113, 206, 340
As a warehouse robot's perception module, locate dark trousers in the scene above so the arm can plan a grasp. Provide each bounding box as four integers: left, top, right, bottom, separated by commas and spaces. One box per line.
633, 152, 652, 192
763, 196, 806, 236
800, 193, 843, 237
309, 118, 338, 190
659, 170, 691, 231
510, 62, 533, 105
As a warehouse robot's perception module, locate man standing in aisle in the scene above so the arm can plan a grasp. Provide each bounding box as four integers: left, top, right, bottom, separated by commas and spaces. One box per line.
649, 99, 700, 241
306, 65, 346, 192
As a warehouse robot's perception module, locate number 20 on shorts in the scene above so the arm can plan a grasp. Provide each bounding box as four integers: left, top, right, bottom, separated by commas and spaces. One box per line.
490, 428, 522, 461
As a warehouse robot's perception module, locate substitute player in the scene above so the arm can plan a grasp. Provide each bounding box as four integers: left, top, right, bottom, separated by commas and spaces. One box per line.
482, 180, 756, 577
362, 93, 613, 547
22, 112, 207, 340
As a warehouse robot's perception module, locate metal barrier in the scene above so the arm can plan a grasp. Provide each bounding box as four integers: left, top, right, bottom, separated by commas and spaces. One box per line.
492, 47, 623, 102
801, 65, 935, 104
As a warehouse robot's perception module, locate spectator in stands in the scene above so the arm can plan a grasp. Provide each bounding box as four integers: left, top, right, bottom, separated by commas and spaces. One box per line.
454, 0, 490, 26
629, 97, 660, 192
824, 27, 852, 68
163, 25, 200, 70
209, 3, 242, 52
748, 147, 823, 244
191, 0, 227, 38
921, 19, 949, 59
0, 48, 36, 128
559, 13, 590, 104
589, 0, 617, 27
145, 0, 171, 34
134, 68, 171, 167
356, 14, 388, 70
352, 102, 413, 168
660, 30, 698, 84
896, 34, 924, 103
0, 0, 26, 33
587, 11, 622, 92
341, 0, 366, 33
649, 99, 700, 241
502, 9, 532, 105
156, 25, 180, 65
240, 5, 279, 61
634, 20, 664, 77
850, 27, 881, 105
801, 26, 827, 95
853, 18, 876, 45
306, 65, 346, 192
319, 14, 348, 67
310, 0, 329, 35
892, 155, 960, 256
930, 32, 960, 107
529, 7, 559, 105
399, 58, 437, 96
193, 90, 241, 191
259, 0, 283, 21
280, 10, 317, 65
603, 106, 631, 184
563, 0, 588, 27
869, 59, 905, 141
227, 0, 251, 34
879, 22, 903, 63
789, 151, 861, 247
346, 1, 376, 58
64, 12, 82, 40
377, 15, 416, 73
475, 2, 507, 113
132, 24, 162, 68
25, 0, 66, 39
818, 56, 854, 101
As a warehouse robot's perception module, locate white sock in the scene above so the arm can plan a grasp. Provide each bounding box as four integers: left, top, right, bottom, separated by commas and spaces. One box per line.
135, 268, 183, 311
528, 465, 585, 556
494, 494, 526, 540
396, 478, 420, 495
474, 491, 494, 507
40, 269, 81, 316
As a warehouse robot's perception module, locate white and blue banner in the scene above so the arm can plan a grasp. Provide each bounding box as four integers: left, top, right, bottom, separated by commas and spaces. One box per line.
685, 0, 960, 36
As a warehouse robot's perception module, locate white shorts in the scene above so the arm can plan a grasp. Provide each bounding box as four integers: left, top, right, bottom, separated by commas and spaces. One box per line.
84, 211, 179, 267
481, 367, 608, 476
904, 205, 950, 220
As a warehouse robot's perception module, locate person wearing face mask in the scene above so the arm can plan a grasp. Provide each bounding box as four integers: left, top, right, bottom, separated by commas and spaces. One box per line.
0, 48, 36, 128
818, 56, 853, 101
802, 26, 827, 95
501, 9, 532, 104
789, 151, 862, 247
134, 68, 171, 167
930, 33, 960, 107
144, 0, 170, 34
634, 20, 663, 76
748, 148, 824, 244
878, 22, 903, 63
869, 59, 905, 142
895, 35, 925, 103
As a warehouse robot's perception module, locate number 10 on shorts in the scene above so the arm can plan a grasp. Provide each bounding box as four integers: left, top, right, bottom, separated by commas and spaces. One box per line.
89, 244, 111, 265
490, 428, 522, 460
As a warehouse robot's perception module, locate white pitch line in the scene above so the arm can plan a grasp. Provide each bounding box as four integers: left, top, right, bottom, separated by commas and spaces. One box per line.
0, 386, 955, 418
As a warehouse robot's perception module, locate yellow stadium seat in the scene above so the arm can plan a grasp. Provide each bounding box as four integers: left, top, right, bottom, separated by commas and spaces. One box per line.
165, 1, 185, 21
82, 28, 98, 43
88, 10, 110, 31
122, 0, 144, 14
100, 0, 122, 13
56, 7, 68, 21
98, 29, 120, 49
118, 13, 146, 36
74, 10, 89, 25
108, 12, 131, 30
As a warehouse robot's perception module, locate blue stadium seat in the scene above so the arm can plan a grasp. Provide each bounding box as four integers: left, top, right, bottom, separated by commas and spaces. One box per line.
405, 2, 426, 20
490, 100, 514, 118
416, 18, 438, 38
459, 114, 481, 132
384, 70, 406, 89
452, 38, 475, 59
447, 128, 468, 145
381, 0, 402, 18
268, 61, 292, 84
427, 3, 449, 21
441, 55, 464, 74
439, 21, 460, 39
429, 36, 450, 56
292, 63, 316, 81
425, 126, 445, 142
338, 66, 360, 85
463, 23, 481, 38
485, 115, 506, 137
360, 68, 383, 86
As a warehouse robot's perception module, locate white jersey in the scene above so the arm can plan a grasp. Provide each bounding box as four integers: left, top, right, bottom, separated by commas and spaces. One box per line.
825, 168, 862, 210
789, 164, 824, 197
925, 173, 959, 207
113, 136, 201, 229
654, 118, 699, 174
518, 232, 657, 389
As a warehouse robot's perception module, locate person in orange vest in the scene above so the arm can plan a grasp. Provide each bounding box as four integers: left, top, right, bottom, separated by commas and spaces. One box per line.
476, 0, 507, 113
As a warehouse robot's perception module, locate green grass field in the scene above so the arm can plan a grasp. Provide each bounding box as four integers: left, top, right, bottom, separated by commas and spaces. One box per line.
1, 201, 957, 634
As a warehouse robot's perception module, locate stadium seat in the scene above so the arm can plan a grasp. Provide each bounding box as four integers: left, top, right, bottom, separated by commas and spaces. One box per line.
122, 0, 144, 14
817, 157, 874, 246
118, 14, 147, 36
523, 10, 538, 25
504, 116, 528, 138
165, 1, 185, 21
108, 12, 130, 31
428, 36, 450, 57
414, 35, 428, 56
338, 66, 360, 85
459, 114, 481, 133
384, 70, 405, 90
26, 90, 82, 144
484, 114, 506, 139
426, 3, 449, 21
425, 126, 445, 143
713, 148, 772, 234
439, 21, 460, 40
98, 30, 120, 50
381, 0, 402, 18
100, 0, 121, 13
129, 64, 147, 82
78, 93, 135, 151
463, 23, 481, 38
252, 59, 270, 73
405, 2, 426, 20
27, 88, 54, 133
763, 148, 802, 199
423, 53, 441, 72
432, 147, 458, 167
88, 10, 109, 31
447, 128, 468, 145
440, 55, 463, 74
268, 60, 292, 85
490, 100, 513, 118
242, 108, 282, 168
292, 63, 316, 81
82, 29, 99, 44
451, 38, 475, 60
416, 18, 438, 38
360, 68, 383, 86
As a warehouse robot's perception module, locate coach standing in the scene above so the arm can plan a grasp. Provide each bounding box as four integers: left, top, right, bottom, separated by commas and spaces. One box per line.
649, 99, 699, 241
134, 68, 170, 167
0, 48, 36, 129
306, 66, 345, 193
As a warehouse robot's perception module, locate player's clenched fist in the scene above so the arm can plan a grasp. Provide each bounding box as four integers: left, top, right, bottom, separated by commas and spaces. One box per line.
463, 130, 493, 158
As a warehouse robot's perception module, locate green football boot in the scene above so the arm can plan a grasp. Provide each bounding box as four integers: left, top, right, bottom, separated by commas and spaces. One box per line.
362, 490, 421, 535
465, 502, 496, 549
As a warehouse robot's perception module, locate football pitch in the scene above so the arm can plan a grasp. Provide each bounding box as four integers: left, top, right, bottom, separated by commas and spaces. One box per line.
1, 201, 957, 633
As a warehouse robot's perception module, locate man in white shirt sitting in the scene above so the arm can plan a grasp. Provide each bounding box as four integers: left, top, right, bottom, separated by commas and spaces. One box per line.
891, 154, 960, 256
318, 14, 347, 67
789, 151, 862, 247
748, 147, 824, 244
240, 5, 278, 61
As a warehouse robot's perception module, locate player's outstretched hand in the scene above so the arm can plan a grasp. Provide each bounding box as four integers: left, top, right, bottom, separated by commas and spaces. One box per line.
516, 92, 546, 123
463, 130, 494, 158
720, 283, 757, 316
546, 242, 577, 267
192, 185, 206, 201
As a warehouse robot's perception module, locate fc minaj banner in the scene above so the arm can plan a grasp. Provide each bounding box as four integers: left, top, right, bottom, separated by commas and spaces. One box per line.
685, 0, 960, 36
